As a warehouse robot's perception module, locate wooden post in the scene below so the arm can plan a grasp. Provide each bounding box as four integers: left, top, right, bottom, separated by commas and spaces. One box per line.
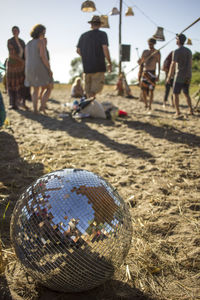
119, 0, 122, 75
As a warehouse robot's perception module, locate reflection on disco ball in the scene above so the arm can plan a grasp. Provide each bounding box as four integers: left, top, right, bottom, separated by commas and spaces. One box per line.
10, 169, 132, 292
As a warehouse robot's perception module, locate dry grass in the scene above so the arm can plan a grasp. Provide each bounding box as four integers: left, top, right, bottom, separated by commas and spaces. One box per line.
0, 83, 200, 299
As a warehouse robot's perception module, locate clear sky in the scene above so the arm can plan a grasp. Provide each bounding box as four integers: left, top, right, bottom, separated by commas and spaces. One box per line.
1, 0, 200, 83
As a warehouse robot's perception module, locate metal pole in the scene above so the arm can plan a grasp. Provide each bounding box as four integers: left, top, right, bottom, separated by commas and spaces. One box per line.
180, 17, 200, 34
119, 0, 122, 75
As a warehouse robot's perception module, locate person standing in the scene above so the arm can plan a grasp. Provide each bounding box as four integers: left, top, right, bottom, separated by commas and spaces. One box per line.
138, 38, 161, 111
6, 26, 26, 109
167, 34, 193, 117
76, 15, 112, 99
25, 24, 53, 114
38, 38, 51, 108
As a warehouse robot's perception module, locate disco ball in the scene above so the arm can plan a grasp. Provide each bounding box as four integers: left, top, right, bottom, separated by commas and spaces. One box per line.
10, 169, 132, 292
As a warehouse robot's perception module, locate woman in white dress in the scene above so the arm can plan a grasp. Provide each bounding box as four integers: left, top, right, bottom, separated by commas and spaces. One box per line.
25, 24, 53, 114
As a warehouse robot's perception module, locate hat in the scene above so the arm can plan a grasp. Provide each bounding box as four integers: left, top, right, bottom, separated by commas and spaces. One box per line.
88, 15, 102, 24
148, 38, 156, 45
176, 33, 186, 44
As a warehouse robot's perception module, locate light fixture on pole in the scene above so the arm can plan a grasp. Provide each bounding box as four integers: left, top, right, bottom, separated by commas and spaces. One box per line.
125, 7, 134, 16
187, 38, 192, 45
153, 27, 165, 41
81, 1, 96, 12
109, 7, 120, 15
100, 15, 110, 28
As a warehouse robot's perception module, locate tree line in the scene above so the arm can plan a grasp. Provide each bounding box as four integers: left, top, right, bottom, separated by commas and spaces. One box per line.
69, 52, 200, 85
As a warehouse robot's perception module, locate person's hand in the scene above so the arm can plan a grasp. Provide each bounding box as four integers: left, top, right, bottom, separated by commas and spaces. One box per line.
107, 63, 112, 73
166, 77, 170, 84
49, 69, 53, 78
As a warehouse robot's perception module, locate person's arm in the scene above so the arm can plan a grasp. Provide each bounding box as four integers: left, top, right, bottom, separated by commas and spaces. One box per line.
157, 52, 161, 81
102, 45, 112, 72
38, 39, 52, 77
167, 61, 175, 83
138, 63, 143, 82
76, 48, 81, 56
7, 41, 24, 64
138, 50, 146, 66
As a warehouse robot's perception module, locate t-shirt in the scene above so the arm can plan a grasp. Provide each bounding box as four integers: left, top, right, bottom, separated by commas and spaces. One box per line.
77, 29, 108, 73
142, 49, 160, 71
173, 46, 192, 83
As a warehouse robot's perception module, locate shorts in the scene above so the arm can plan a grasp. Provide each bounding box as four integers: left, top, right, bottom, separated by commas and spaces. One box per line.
173, 81, 190, 95
83, 72, 104, 96
140, 71, 156, 91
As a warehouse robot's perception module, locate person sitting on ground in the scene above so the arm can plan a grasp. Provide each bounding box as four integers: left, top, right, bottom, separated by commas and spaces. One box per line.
122, 72, 136, 99
116, 73, 124, 96
116, 72, 136, 99
71, 77, 84, 98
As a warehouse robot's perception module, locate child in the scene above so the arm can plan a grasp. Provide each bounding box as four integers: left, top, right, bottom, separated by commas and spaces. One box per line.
71, 77, 84, 98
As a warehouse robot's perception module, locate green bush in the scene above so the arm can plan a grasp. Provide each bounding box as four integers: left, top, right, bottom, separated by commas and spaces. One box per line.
191, 72, 200, 84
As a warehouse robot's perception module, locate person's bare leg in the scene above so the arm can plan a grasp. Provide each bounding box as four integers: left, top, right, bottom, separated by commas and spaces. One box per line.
174, 94, 181, 115
41, 84, 53, 114
142, 90, 148, 109
171, 94, 174, 107
39, 87, 45, 101
32, 87, 39, 113
184, 93, 193, 114
149, 90, 154, 110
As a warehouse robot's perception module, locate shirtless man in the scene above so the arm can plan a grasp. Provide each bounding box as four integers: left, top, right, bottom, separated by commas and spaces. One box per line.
138, 38, 161, 111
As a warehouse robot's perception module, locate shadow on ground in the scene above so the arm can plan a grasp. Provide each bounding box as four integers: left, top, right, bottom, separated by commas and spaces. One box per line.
124, 119, 200, 147
17, 110, 153, 159
0, 131, 44, 245
0, 275, 153, 300
38, 279, 154, 300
